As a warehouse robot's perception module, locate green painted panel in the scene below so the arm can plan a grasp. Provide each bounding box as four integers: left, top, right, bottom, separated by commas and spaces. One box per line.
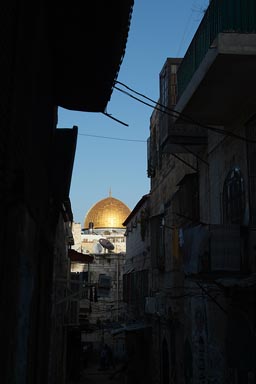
177, 0, 256, 97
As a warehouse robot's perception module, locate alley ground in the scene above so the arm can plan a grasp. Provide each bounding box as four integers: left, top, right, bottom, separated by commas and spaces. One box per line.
68, 361, 126, 384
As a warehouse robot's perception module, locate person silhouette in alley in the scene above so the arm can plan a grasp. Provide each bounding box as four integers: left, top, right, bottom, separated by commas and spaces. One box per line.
105, 344, 115, 369
99, 344, 108, 370
108, 348, 131, 381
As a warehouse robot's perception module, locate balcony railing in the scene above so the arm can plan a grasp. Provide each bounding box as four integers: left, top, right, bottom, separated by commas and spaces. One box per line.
177, 0, 256, 98
159, 111, 207, 152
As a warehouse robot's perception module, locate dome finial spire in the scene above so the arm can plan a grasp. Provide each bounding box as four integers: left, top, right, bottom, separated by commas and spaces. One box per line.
109, 187, 112, 197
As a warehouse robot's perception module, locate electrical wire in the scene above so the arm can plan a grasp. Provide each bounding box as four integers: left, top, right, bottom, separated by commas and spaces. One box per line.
114, 80, 256, 144
102, 111, 129, 127
171, 153, 198, 172
113, 84, 207, 169
176, 144, 209, 166
195, 280, 228, 314
78, 132, 145, 143
77, 76, 243, 174
75, 82, 255, 149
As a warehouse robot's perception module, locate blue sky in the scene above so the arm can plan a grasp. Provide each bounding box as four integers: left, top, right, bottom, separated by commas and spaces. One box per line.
57, 0, 209, 225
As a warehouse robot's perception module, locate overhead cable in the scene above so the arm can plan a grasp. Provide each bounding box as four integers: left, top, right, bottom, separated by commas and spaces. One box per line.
114, 80, 256, 144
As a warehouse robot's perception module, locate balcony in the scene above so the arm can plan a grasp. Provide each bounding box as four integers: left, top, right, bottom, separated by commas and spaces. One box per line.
160, 112, 207, 154
158, 59, 207, 154
174, 0, 256, 125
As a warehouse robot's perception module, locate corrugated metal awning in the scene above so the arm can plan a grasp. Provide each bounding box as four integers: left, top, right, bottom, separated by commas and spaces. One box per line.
52, 1, 134, 112
68, 249, 93, 263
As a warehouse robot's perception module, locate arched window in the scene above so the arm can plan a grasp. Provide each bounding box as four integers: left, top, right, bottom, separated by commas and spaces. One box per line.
223, 167, 245, 224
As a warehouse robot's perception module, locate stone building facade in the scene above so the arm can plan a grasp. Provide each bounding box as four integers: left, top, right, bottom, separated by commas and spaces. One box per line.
125, 2, 256, 383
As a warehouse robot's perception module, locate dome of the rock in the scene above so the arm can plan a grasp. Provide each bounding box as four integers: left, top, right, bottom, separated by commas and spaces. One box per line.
84, 196, 131, 229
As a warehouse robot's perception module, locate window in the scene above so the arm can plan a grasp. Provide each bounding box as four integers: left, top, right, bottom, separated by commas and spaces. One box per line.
98, 274, 112, 288
223, 167, 245, 224
123, 270, 148, 308
160, 68, 168, 108
176, 173, 199, 223
150, 214, 165, 269
170, 64, 177, 74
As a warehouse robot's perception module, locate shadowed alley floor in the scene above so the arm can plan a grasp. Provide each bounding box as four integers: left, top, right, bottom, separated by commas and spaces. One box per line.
68, 361, 126, 384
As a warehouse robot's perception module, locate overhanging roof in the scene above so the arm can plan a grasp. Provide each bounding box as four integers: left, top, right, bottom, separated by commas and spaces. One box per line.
68, 249, 94, 263
51, 1, 134, 112
51, 126, 78, 201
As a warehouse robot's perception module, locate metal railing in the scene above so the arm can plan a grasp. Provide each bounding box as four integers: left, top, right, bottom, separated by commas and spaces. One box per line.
177, 0, 256, 98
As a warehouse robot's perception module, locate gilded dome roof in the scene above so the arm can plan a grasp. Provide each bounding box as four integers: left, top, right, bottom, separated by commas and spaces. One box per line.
84, 196, 131, 229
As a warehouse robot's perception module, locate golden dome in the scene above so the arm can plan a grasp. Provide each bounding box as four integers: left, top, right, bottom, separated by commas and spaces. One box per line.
84, 196, 131, 229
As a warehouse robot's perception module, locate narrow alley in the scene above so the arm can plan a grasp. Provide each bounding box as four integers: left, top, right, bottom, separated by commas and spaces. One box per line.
3, 1, 256, 383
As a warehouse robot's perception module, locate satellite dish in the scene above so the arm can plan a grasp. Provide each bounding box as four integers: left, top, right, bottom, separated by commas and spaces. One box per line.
99, 238, 115, 251
93, 242, 103, 253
